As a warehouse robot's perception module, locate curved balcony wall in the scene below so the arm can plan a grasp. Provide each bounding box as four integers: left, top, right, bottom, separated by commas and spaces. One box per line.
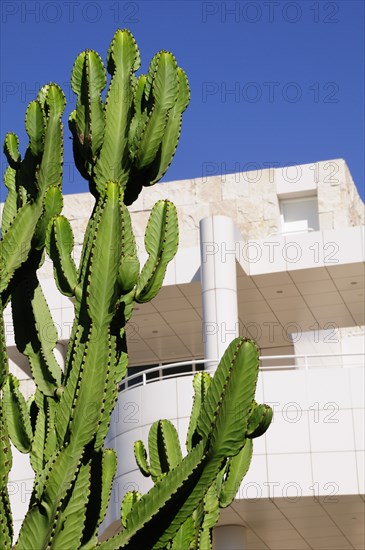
103, 355, 364, 529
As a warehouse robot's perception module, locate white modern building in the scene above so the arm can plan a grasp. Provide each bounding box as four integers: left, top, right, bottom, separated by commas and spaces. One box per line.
3, 159, 365, 550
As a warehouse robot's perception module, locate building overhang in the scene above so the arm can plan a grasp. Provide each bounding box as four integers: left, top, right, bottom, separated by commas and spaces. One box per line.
98, 495, 364, 549
128, 225, 364, 365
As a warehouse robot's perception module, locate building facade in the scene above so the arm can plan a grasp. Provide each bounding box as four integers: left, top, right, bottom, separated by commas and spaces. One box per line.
3, 159, 365, 549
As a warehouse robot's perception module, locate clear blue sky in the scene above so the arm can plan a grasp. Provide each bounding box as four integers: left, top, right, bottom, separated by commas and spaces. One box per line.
1, 0, 364, 200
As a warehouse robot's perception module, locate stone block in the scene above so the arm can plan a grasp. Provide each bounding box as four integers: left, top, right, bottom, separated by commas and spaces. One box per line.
194, 176, 222, 204
319, 211, 334, 230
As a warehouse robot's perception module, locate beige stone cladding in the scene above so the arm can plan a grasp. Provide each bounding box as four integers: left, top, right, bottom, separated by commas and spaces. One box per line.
316, 159, 365, 228
1, 159, 363, 275
39, 159, 364, 259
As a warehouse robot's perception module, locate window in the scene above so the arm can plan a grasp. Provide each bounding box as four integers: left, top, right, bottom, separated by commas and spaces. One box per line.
280, 196, 319, 234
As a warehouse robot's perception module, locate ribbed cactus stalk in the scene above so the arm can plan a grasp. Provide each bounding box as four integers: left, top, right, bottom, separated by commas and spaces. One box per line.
128, 339, 272, 549
0, 29, 272, 549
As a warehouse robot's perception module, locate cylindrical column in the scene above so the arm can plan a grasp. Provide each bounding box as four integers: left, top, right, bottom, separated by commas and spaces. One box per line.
213, 525, 247, 550
200, 216, 239, 371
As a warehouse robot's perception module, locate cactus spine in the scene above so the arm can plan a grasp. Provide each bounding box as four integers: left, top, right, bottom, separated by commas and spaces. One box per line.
0, 29, 272, 549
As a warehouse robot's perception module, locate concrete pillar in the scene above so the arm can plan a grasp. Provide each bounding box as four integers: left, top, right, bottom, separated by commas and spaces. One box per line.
213, 525, 247, 549
200, 216, 239, 371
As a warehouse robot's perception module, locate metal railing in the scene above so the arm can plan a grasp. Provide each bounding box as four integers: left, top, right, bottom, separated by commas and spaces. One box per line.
119, 352, 364, 392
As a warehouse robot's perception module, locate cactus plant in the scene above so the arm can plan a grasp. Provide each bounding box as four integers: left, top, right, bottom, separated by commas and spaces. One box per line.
128, 340, 272, 549
0, 29, 272, 549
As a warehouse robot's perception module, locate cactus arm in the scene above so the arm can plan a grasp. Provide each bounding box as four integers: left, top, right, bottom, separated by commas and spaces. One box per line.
147, 68, 190, 185
134, 74, 147, 114
121, 491, 142, 529
51, 460, 91, 550
0, 317, 11, 548
69, 111, 90, 180
0, 307, 8, 390
1, 84, 65, 305
120, 200, 138, 256
80, 449, 117, 549
246, 403, 273, 439
84, 52, 106, 157
96, 449, 118, 530
43, 396, 58, 462
32, 445, 58, 503
3, 132, 20, 167
160, 420, 183, 471
30, 277, 60, 365
0, 201, 43, 294
128, 74, 147, 157
0, 317, 12, 548
11, 274, 62, 396
152, 455, 224, 549
0, 397, 13, 550
115, 339, 128, 382
1, 168, 17, 235
186, 372, 212, 452
208, 341, 259, 458
69, 50, 106, 185
118, 201, 140, 293
30, 390, 58, 502
148, 421, 165, 481
25, 100, 45, 158
54, 326, 87, 444
94, 30, 140, 192
36, 84, 65, 195
71, 50, 106, 163
33, 186, 63, 250
59, 327, 110, 448
97, 440, 206, 549
76, 199, 103, 291
2, 374, 32, 453
63, 202, 103, 377
94, 343, 118, 451
117, 290, 135, 326
219, 439, 253, 508
135, 200, 178, 303
0, 482, 13, 549
57, 183, 122, 445
17, 150, 38, 202
171, 516, 195, 550
147, 420, 183, 481
134, 52, 179, 170
108, 321, 128, 387
86, 182, 121, 326
17, 92, 52, 201
29, 398, 46, 475
197, 485, 219, 550
17, 444, 84, 550
197, 339, 259, 455
46, 215, 78, 296
0, 483, 13, 550
134, 440, 151, 477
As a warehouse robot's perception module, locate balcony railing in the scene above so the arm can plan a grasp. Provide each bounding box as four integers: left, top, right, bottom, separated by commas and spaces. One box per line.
119, 352, 364, 392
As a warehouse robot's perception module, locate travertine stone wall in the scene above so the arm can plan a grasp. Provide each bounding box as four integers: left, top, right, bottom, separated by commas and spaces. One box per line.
317, 159, 365, 229
56, 158, 364, 258
1, 159, 363, 278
